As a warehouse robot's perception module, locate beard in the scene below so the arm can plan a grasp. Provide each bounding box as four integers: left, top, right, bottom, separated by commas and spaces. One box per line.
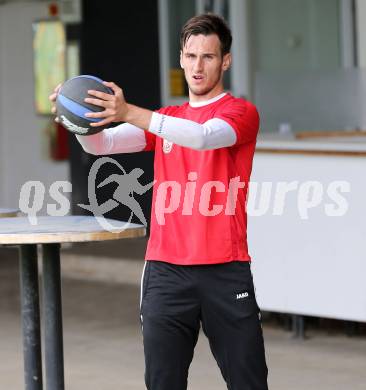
188, 84, 214, 96
186, 71, 222, 96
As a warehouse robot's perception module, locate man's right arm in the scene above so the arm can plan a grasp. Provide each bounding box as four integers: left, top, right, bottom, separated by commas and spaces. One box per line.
49, 84, 150, 155
75, 123, 147, 155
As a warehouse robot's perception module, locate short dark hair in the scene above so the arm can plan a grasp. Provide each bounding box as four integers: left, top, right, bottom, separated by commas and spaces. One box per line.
180, 13, 232, 56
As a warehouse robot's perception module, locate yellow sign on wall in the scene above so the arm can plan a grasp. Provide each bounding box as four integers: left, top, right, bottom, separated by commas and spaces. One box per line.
33, 20, 66, 115
170, 68, 185, 96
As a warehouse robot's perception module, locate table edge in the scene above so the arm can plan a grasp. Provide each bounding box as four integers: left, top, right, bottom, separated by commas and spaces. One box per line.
0, 227, 146, 245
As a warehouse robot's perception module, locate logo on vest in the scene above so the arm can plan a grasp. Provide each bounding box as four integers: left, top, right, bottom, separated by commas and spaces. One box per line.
236, 292, 249, 300
163, 139, 173, 154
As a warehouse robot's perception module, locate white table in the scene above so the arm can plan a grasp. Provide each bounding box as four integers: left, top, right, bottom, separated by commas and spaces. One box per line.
0, 216, 145, 390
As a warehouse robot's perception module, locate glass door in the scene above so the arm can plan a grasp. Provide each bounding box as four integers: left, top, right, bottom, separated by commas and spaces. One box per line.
158, 0, 243, 105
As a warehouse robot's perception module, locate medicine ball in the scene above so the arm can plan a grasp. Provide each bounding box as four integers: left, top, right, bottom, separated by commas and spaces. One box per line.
56, 75, 113, 136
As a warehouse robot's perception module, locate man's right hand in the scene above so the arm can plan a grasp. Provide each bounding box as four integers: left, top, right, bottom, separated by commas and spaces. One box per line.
48, 83, 62, 122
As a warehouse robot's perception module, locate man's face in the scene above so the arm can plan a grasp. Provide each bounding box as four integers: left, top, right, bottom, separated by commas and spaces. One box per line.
180, 34, 231, 101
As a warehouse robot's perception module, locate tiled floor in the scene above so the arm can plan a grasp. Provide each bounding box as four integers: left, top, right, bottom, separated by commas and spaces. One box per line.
1, 241, 365, 390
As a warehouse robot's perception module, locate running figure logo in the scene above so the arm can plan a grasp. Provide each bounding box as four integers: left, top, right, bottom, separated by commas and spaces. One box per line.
79, 157, 154, 232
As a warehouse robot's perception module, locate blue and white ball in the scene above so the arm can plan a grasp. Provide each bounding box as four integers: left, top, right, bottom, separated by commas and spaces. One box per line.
56, 75, 113, 136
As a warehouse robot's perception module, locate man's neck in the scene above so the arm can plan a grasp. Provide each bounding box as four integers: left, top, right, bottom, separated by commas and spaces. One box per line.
189, 92, 227, 107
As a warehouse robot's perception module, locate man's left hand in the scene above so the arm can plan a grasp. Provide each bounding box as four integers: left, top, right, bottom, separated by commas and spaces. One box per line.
84, 81, 128, 127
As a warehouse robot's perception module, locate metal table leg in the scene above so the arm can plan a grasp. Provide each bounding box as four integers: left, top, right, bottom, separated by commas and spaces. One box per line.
19, 244, 43, 390
42, 243, 64, 390
292, 314, 306, 339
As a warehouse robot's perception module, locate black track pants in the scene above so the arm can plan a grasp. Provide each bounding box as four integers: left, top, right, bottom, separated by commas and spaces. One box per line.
140, 260, 268, 390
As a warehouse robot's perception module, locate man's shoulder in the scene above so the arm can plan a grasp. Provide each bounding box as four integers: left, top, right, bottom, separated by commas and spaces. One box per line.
219, 93, 257, 111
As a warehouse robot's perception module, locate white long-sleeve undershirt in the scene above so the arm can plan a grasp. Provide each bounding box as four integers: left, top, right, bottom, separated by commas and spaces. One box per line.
76, 123, 147, 155
148, 113, 236, 150
76, 113, 236, 155
76, 110, 237, 155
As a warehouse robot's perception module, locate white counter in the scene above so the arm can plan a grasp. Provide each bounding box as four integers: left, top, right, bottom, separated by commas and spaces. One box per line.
256, 133, 366, 154
249, 140, 366, 322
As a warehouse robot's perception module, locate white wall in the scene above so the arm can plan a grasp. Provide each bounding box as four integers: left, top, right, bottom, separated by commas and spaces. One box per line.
356, 0, 366, 67
0, 8, 4, 203
0, 1, 69, 210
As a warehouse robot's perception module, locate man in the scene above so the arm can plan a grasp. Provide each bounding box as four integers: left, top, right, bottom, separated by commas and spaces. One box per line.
50, 13, 268, 390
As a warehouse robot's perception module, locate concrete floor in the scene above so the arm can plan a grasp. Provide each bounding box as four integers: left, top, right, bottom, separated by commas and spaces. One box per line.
1, 240, 365, 390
